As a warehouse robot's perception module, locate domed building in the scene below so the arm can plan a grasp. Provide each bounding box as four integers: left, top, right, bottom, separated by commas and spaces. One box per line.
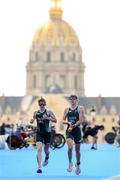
26, 0, 85, 96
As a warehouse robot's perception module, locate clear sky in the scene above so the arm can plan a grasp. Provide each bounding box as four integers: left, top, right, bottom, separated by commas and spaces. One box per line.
0, 0, 120, 97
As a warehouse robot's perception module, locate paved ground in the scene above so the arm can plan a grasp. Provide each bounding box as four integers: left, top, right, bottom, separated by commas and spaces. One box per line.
0, 144, 120, 180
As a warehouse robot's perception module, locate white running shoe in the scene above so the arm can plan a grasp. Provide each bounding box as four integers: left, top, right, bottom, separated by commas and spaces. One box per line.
42, 159, 48, 167
67, 162, 73, 172
75, 165, 81, 175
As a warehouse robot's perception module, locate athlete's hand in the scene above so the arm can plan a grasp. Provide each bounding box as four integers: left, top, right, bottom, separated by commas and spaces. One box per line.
68, 127, 72, 132
42, 114, 50, 120
67, 122, 73, 132
30, 119, 34, 124
71, 124, 76, 129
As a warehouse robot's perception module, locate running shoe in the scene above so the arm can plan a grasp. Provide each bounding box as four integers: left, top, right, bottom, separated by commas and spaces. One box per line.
91, 146, 97, 150
42, 155, 49, 167
37, 168, 42, 173
75, 165, 81, 175
42, 159, 48, 166
67, 162, 73, 172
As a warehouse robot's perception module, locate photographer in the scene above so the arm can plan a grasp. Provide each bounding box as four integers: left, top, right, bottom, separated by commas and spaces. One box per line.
83, 125, 104, 149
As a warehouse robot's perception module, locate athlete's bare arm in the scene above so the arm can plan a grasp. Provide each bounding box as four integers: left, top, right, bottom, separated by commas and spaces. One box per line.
30, 111, 37, 124
62, 108, 70, 125
48, 110, 57, 123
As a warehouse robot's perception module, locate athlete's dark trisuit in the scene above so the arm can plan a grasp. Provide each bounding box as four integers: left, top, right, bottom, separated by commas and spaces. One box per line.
34, 109, 51, 144
66, 106, 81, 144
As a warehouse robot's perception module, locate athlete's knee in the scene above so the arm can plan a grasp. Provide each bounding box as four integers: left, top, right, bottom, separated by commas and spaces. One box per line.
44, 143, 50, 149
36, 142, 42, 153
94, 135, 98, 139
68, 144, 73, 151
67, 138, 73, 148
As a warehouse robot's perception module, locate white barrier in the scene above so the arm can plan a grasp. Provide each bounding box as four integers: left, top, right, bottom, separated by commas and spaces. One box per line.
0, 135, 9, 149
104, 175, 120, 180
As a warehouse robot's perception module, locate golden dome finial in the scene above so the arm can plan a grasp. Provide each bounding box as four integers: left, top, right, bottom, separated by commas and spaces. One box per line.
49, 0, 63, 20
52, 0, 60, 8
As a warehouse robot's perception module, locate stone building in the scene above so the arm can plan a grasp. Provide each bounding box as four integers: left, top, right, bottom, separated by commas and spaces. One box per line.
26, 0, 85, 96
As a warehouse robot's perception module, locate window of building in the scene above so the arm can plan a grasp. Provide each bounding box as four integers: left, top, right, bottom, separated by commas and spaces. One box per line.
45, 75, 52, 89
74, 75, 77, 89
47, 52, 51, 62
33, 75, 37, 88
60, 52, 64, 62
35, 52, 39, 61
59, 75, 65, 88
72, 53, 76, 61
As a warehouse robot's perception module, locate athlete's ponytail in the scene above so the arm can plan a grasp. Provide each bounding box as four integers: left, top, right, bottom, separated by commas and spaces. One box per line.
38, 97, 46, 105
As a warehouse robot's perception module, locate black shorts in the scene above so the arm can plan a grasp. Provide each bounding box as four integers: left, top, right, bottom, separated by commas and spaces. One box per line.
66, 127, 81, 144
83, 129, 97, 139
36, 131, 51, 144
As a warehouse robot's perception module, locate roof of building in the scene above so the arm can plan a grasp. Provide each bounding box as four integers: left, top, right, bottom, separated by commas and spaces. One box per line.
0, 95, 120, 115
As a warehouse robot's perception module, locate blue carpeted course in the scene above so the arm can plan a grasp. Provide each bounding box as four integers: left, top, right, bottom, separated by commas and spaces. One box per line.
0, 144, 120, 180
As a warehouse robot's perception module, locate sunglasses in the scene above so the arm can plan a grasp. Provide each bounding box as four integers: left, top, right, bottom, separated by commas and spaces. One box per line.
69, 98, 77, 100
39, 103, 45, 106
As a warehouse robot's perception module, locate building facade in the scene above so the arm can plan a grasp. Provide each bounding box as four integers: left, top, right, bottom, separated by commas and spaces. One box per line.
26, 0, 85, 96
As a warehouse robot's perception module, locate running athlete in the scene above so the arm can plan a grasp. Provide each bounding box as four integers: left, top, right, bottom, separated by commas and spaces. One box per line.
30, 97, 57, 173
63, 95, 84, 175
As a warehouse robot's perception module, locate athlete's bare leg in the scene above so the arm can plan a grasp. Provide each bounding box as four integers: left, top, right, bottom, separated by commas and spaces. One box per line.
75, 143, 81, 175
42, 143, 50, 166
36, 142, 43, 173
66, 138, 73, 172
91, 136, 97, 149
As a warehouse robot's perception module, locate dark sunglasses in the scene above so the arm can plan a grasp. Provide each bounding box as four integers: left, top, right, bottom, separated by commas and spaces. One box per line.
69, 97, 77, 100
39, 103, 45, 106
69, 95, 78, 100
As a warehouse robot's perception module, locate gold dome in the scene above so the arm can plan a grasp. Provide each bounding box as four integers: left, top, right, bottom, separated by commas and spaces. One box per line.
32, 0, 80, 48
